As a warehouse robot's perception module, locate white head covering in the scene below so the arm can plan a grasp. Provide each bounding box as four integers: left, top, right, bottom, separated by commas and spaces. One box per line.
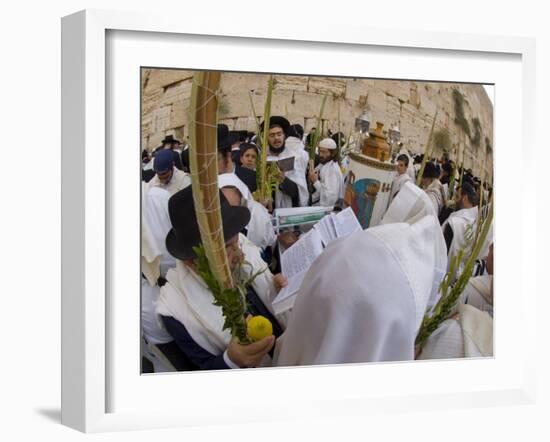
274, 214, 447, 366
218, 173, 277, 250
218, 173, 252, 201
319, 138, 337, 150
382, 181, 436, 225
141, 185, 176, 285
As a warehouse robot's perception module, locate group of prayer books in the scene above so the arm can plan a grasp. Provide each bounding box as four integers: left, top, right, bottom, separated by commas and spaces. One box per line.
272, 207, 362, 315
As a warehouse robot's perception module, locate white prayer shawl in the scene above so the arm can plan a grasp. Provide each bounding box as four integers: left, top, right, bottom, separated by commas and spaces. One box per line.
424, 179, 446, 215
274, 215, 447, 366
141, 185, 176, 344
143, 158, 154, 170
146, 167, 192, 196
218, 173, 277, 250
311, 160, 345, 207
272, 141, 309, 208
442, 206, 478, 273
398, 147, 416, 181
141, 185, 176, 285
417, 304, 493, 360
459, 274, 493, 316
390, 172, 413, 201
155, 234, 281, 355
382, 181, 436, 226
141, 279, 173, 345
247, 201, 277, 249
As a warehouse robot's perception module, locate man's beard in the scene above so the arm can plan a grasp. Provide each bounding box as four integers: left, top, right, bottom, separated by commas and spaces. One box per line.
269, 142, 286, 155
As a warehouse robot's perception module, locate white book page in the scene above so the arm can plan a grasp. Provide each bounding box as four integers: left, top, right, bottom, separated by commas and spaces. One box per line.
272, 229, 324, 311
314, 214, 338, 246
280, 228, 323, 279
333, 207, 362, 238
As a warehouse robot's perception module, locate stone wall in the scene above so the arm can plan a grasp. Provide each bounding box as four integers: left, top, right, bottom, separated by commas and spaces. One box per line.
141, 69, 493, 179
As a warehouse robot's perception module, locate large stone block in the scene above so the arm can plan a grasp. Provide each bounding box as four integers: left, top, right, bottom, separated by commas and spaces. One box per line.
345, 78, 368, 102
160, 79, 193, 106
169, 99, 190, 131
221, 73, 267, 95
144, 70, 194, 94
151, 106, 172, 133
308, 77, 346, 97
273, 75, 309, 92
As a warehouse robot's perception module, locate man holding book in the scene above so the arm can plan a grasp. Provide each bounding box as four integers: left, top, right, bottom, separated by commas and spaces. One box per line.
262, 116, 309, 208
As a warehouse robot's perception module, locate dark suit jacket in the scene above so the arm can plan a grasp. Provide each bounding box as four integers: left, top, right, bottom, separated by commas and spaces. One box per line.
161, 286, 282, 370
235, 165, 257, 193
142, 169, 156, 183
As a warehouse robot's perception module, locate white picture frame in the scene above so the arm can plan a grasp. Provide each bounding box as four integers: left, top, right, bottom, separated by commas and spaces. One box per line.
61, 9, 537, 433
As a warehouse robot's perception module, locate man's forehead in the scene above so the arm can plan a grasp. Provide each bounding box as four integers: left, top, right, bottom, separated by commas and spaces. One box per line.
268, 125, 284, 133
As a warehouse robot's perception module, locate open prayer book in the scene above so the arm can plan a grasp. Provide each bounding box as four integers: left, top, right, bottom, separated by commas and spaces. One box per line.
272, 207, 363, 315
266, 155, 295, 172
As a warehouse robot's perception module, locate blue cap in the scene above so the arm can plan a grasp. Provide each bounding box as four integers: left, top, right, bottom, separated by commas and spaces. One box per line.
153, 149, 174, 173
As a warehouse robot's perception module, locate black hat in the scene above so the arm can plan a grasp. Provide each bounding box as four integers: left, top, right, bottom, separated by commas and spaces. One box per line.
331, 131, 346, 147
165, 186, 251, 261
422, 161, 440, 179
288, 124, 304, 139
162, 134, 180, 145
259, 116, 290, 135
228, 131, 241, 146
441, 161, 454, 174
217, 124, 232, 152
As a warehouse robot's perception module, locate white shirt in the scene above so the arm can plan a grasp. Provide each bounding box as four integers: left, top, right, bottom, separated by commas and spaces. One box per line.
311, 160, 344, 207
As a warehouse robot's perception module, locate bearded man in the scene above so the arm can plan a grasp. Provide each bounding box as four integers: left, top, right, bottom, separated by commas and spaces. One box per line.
308, 138, 344, 208
261, 116, 309, 208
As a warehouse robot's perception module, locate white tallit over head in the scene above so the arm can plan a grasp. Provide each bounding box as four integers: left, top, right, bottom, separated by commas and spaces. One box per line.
218, 173, 277, 249
382, 181, 436, 225
274, 214, 447, 366
218, 173, 252, 202
141, 185, 176, 285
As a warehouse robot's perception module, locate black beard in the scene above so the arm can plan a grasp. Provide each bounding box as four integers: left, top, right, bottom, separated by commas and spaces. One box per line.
319, 157, 332, 165
269, 143, 286, 155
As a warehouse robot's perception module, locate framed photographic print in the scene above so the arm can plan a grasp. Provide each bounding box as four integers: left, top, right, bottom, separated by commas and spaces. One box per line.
62, 9, 537, 433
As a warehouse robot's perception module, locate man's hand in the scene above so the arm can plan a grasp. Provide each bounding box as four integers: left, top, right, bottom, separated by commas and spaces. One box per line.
273, 273, 288, 293
308, 169, 319, 184
227, 335, 275, 368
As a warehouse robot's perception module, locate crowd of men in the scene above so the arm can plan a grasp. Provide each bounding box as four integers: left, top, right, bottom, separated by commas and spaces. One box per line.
141, 115, 494, 372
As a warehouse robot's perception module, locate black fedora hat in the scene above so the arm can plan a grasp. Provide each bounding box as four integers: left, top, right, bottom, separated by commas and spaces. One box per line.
217, 124, 232, 152
162, 134, 180, 145
165, 186, 250, 261
422, 161, 440, 179
259, 116, 290, 135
